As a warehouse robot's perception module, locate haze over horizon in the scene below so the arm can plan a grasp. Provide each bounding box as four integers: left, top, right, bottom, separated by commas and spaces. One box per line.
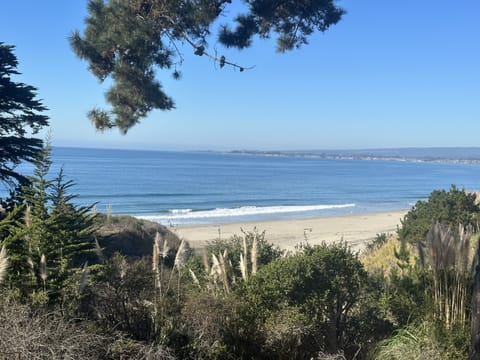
51, 145, 480, 162
1, 1, 479, 151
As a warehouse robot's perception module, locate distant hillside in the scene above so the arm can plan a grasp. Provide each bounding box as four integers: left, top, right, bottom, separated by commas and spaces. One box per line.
228, 147, 480, 164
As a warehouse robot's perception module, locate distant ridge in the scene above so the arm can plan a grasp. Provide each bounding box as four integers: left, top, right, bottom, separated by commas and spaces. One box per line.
227, 147, 480, 164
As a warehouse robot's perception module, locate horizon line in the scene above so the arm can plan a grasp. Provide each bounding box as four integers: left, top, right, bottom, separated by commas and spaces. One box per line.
52, 144, 480, 153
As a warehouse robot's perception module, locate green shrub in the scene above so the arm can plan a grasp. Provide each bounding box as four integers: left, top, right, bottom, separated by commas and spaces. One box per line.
240, 242, 384, 356
382, 268, 429, 328
398, 186, 479, 245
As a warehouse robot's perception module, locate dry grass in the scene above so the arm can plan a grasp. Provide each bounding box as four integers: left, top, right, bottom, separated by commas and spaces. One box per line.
0, 292, 108, 359
0, 290, 178, 359
361, 235, 415, 276
421, 223, 473, 328
107, 338, 177, 360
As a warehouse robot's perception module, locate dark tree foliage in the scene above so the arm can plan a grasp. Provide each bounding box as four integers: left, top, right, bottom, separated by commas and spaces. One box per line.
70, 0, 344, 133
241, 243, 369, 354
0, 43, 49, 192
3, 144, 97, 304
398, 185, 480, 245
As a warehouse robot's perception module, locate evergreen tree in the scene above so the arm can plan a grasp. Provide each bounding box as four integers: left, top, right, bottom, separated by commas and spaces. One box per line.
70, 0, 344, 133
3, 144, 97, 303
47, 168, 98, 292
0, 42, 49, 195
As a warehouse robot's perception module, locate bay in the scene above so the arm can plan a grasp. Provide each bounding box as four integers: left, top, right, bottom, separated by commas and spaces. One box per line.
4, 147, 480, 225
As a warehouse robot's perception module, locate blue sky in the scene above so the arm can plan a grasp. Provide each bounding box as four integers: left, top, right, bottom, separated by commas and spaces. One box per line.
1, 0, 479, 151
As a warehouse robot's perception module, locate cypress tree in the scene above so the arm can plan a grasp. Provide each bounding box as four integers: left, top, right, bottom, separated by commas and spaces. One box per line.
0, 42, 49, 196
3, 144, 97, 303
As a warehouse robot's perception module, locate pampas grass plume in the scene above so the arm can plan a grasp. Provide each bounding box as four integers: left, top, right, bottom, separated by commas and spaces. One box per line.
210, 253, 222, 277
162, 238, 169, 258
152, 242, 159, 272
154, 232, 161, 249
251, 232, 258, 275
174, 239, 187, 269
0, 245, 8, 285
27, 256, 35, 276
40, 254, 48, 282
189, 268, 200, 286
242, 230, 248, 263
202, 250, 210, 274
218, 251, 230, 292
239, 253, 247, 281
78, 261, 89, 293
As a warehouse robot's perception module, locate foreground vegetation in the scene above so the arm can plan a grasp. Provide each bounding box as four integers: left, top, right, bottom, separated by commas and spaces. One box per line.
1, 146, 480, 360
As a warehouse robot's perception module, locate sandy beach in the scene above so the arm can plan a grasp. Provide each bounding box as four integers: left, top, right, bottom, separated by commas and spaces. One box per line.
175, 210, 407, 251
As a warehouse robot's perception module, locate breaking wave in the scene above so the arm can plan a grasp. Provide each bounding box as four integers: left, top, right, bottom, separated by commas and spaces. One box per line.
139, 203, 355, 224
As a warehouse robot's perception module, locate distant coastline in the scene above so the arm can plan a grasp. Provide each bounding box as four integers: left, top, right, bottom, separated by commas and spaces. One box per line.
226, 147, 480, 165
51, 145, 480, 165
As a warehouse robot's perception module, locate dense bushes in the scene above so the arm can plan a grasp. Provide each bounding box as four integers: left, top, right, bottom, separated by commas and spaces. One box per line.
239, 243, 392, 358
2, 211, 395, 359
2, 182, 479, 359
398, 185, 479, 245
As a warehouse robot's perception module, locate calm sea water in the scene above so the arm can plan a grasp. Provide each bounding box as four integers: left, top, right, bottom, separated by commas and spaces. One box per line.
4, 147, 480, 225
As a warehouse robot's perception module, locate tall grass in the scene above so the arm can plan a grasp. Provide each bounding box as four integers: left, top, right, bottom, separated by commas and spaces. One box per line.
372, 321, 447, 360
419, 222, 473, 328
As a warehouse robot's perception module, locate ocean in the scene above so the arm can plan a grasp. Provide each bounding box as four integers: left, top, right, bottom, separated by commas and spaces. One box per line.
4, 147, 480, 226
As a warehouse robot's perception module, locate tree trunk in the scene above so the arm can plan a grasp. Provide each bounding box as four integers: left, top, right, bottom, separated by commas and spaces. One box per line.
326, 312, 338, 354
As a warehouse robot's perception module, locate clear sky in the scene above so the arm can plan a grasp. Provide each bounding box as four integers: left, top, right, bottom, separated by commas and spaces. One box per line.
1, 1, 479, 151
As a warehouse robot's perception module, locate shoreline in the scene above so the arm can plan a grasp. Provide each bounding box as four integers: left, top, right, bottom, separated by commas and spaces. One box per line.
174, 209, 408, 251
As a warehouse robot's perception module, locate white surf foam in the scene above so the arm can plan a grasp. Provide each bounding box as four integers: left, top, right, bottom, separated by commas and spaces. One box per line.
139, 203, 355, 223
